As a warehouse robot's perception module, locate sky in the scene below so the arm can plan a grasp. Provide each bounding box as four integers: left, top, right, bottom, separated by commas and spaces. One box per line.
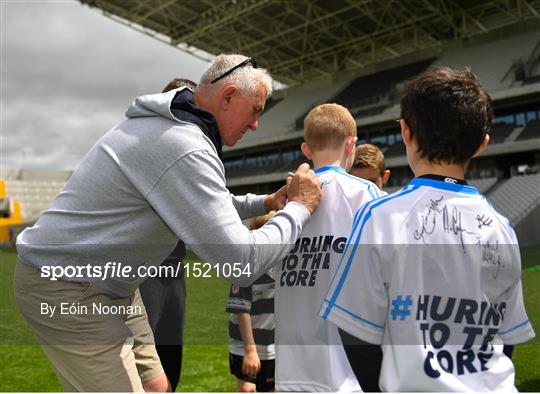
1, 0, 209, 171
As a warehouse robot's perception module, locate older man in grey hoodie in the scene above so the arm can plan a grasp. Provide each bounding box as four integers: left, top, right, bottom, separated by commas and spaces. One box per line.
14, 54, 321, 392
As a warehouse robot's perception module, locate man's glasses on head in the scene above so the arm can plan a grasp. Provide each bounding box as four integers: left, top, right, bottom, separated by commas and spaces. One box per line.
210, 57, 257, 84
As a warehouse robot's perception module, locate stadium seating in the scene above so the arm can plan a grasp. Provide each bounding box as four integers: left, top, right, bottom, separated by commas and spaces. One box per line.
331, 59, 434, 109
516, 119, 540, 140
487, 174, 540, 225
3, 180, 65, 223
225, 156, 308, 179
469, 177, 498, 194
383, 142, 407, 158
490, 124, 516, 144
437, 30, 539, 92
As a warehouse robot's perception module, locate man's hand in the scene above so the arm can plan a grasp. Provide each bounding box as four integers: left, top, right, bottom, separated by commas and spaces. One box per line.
264, 184, 287, 212
287, 163, 321, 214
242, 347, 261, 377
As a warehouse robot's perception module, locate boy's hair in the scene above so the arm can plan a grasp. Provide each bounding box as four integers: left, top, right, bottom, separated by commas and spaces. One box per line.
352, 144, 386, 176
162, 78, 197, 93
304, 103, 356, 150
400, 67, 492, 164
250, 210, 277, 230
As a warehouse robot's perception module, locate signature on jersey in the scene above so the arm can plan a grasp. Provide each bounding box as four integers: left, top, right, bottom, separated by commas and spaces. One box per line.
413, 196, 444, 240
476, 238, 503, 279
476, 214, 493, 229
414, 196, 476, 251
320, 179, 334, 189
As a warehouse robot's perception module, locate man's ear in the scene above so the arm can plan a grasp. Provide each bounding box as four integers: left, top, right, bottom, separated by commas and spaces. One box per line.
301, 142, 313, 160
382, 169, 391, 185
473, 134, 490, 158
220, 85, 238, 110
400, 119, 411, 146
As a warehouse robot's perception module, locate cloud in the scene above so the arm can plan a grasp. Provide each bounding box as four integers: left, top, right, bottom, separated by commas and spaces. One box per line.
1, 1, 208, 170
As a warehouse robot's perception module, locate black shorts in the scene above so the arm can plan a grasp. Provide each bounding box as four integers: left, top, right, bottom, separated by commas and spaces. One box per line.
229, 353, 275, 392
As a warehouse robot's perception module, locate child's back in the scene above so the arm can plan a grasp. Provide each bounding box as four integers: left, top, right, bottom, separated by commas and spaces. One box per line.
321, 176, 533, 391
275, 104, 383, 392
319, 67, 535, 392
276, 166, 381, 392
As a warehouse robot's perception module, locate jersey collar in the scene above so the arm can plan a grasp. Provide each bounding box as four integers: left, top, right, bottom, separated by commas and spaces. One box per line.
314, 165, 343, 174
408, 177, 480, 195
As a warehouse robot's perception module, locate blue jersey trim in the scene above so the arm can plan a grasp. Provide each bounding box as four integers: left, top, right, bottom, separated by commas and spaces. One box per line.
499, 320, 530, 335
314, 165, 341, 174
323, 301, 384, 330
326, 182, 404, 289
408, 178, 480, 195
314, 165, 382, 199
323, 194, 378, 300
322, 186, 418, 319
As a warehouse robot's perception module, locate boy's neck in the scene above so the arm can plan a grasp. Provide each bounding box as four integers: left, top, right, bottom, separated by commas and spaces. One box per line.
413, 160, 467, 180
311, 150, 348, 171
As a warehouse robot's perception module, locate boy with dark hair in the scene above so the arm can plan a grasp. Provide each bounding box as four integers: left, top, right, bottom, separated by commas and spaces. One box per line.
349, 143, 391, 190
320, 67, 535, 391
275, 103, 383, 392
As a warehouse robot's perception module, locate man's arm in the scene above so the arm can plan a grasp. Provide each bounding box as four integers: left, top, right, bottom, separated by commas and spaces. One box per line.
231, 184, 288, 220
231, 194, 266, 220
146, 151, 320, 286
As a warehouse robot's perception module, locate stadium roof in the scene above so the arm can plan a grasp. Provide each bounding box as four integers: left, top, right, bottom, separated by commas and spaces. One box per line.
80, 0, 540, 86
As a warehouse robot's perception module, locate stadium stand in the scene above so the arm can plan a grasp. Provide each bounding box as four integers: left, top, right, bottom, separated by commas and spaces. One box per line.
3, 180, 65, 223
503, 39, 540, 86
516, 119, 540, 140
435, 32, 539, 92
262, 97, 283, 114
488, 174, 540, 226
383, 142, 407, 158
332, 59, 434, 114
469, 177, 499, 194
225, 151, 307, 179
223, 32, 540, 184
0, 169, 70, 228
490, 124, 516, 144
11, 1, 540, 245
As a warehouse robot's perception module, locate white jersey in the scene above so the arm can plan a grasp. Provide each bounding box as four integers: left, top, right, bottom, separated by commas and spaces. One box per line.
319, 177, 535, 392
275, 165, 384, 392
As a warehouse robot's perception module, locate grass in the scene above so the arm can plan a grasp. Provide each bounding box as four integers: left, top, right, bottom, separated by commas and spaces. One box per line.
0, 249, 235, 392
1, 247, 539, 391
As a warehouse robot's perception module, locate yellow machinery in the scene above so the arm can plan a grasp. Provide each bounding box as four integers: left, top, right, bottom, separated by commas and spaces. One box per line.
0, 179, 23, 243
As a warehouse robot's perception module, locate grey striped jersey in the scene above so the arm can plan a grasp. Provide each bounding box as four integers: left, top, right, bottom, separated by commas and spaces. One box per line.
226, 269, 275, 360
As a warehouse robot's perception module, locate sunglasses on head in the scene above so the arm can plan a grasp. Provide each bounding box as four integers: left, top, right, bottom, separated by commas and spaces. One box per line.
210, 57, 257, 84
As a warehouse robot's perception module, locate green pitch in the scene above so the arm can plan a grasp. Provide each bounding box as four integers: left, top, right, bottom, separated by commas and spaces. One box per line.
1, 247, 539, 392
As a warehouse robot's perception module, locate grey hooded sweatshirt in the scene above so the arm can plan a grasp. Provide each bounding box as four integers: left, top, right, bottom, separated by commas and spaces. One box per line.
16, 88, 310, 297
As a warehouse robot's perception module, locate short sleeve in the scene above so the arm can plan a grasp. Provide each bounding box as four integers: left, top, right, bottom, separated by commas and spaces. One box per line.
498, 278, 535, 345
226, 284, 253, 314
319, 208, 388, 345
